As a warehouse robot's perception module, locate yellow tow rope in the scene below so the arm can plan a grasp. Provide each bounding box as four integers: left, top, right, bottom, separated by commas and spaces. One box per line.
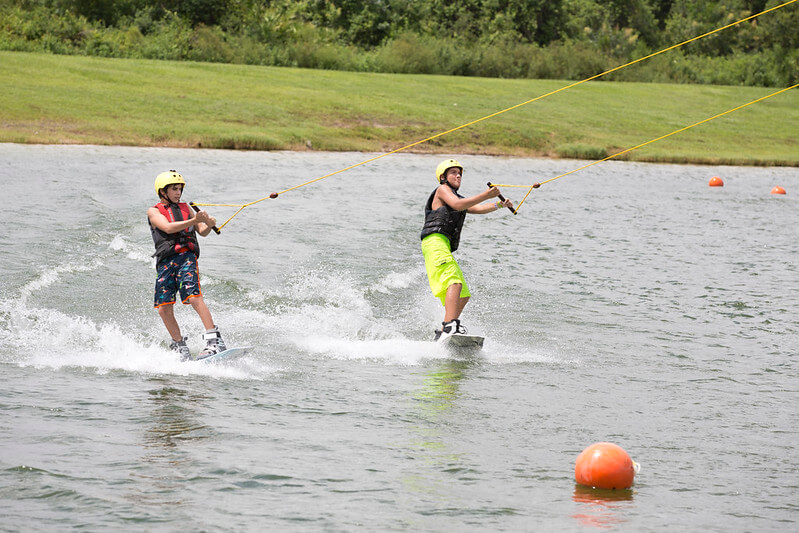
493, 83, 799, 213
194, 0, 798, 231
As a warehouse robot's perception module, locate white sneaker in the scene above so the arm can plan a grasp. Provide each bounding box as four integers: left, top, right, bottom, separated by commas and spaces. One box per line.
169, 337, 191, 361
197, 326, 227, 359
435, 319, 465, 343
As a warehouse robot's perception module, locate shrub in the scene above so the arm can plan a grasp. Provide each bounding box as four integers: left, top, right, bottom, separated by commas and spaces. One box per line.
187, 24, 233, 63
556, 144, 609, 160
371, 33, 441, 75
1, 2, 795, 87
138, 14, 192, 61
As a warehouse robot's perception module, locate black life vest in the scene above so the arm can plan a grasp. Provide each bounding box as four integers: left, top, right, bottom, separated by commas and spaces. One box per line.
149, 202, 200, 265
420, 185, 467, 252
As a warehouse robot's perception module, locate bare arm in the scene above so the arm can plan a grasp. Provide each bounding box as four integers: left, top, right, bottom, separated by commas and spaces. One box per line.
467, 197, 514, 214
466, 181, 538, 214
195, 212, 216, 237
434, 184, 501, 212
147, 207, 215, 236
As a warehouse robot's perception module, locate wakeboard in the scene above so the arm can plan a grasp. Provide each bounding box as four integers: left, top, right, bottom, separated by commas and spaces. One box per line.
196, 346, 252, 363
440, 334, 484, 351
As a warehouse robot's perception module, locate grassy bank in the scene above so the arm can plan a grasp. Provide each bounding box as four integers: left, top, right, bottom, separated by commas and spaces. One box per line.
2, 51, 797, 166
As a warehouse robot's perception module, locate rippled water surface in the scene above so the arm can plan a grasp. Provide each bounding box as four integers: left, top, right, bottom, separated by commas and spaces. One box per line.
1, 144, 797, 531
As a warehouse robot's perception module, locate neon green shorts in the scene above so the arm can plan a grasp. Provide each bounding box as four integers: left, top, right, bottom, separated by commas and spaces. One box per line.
421, 233, 470, 306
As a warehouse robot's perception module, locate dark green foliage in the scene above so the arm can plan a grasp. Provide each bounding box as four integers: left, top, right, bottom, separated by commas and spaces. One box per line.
0, 0, 795, 86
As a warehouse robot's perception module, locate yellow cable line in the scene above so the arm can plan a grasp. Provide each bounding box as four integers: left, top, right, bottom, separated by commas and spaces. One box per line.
492, 83, 798, 212
194, 0, 797, 231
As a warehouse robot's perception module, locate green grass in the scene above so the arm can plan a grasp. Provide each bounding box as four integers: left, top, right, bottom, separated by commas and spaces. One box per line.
1, 51, 797, 166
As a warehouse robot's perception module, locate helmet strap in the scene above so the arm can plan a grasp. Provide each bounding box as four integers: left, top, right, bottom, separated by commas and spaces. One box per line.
443, 180, 458, 191
158, 184, 182, 204
439, 167, 460, 190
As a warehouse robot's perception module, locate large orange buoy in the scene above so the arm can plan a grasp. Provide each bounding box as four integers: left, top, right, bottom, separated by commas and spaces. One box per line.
771, 186, 786, 195
575, 442, 636, 490
709, 176, 724, 187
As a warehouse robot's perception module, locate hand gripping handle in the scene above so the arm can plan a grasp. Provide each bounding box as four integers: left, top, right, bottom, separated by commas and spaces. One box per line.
487, 182, 517, 215
189, 202, 221, 234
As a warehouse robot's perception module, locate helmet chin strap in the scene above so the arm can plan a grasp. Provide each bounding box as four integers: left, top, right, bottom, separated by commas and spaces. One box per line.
159, 188, 180, 205
442, 179, 459, 191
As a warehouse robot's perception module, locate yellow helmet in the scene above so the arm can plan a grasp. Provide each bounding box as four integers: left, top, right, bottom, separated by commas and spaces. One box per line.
154, 170, 185, 197
435, 159, 463, 183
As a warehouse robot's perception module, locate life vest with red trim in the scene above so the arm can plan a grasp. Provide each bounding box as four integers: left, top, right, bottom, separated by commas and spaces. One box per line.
149, 202, 200, 264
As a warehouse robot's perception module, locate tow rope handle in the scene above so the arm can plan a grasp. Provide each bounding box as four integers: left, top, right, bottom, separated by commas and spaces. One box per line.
189, 202, 221, 234
487, 182, 517, 215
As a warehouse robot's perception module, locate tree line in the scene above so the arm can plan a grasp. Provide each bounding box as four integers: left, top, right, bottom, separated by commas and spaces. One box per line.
1, 0, 796, 86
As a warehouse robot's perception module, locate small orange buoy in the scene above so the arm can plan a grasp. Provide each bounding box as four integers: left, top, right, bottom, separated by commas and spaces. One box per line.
575, 442, 636, 490
709, 176, 724, 187
771, 186, 786, 195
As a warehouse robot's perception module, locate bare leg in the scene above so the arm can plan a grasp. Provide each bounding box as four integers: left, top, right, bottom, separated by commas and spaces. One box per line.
188, 296, 215, 331
455, 295, 469, 317
444, 283, 470, 322
157, 304, 182, 341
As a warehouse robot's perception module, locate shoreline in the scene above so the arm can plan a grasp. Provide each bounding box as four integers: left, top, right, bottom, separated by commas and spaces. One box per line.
5, 140, 797, 168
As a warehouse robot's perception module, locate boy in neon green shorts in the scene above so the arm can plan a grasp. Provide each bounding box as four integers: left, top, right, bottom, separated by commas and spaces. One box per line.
421, 159, 535, 342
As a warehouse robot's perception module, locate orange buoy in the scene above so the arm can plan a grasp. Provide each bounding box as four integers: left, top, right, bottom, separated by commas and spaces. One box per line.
709, 176, 724, 187
575, 442, 636, 490
771, 186, 786, 195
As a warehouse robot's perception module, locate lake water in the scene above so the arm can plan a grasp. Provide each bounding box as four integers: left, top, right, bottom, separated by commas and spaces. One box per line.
1, 143, 797, 531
